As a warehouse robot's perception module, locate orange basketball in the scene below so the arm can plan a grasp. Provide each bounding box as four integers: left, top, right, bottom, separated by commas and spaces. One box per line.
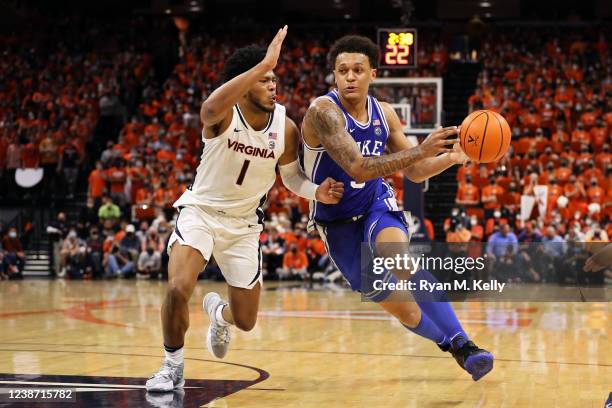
459, 110, 511, 163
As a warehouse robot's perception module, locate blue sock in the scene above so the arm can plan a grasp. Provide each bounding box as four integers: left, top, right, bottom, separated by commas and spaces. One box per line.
403, 312, 448, 347
411, 269, 468, 345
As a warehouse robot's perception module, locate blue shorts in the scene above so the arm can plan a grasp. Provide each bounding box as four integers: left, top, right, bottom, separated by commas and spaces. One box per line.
315, 195, 409, 302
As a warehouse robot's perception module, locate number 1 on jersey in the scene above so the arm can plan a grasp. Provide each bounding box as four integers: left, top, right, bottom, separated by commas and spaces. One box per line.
236, 159, 251, 185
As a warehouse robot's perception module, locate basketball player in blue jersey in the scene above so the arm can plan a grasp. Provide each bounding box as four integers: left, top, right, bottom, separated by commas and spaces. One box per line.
302, 35, 494, 381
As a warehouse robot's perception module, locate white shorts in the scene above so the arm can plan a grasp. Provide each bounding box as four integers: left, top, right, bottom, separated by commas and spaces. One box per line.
167, 204, 263, 289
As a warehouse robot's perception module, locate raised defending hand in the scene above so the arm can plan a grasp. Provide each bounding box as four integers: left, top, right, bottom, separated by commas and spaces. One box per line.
261, 25, 288, 71
315, 177, 345, 204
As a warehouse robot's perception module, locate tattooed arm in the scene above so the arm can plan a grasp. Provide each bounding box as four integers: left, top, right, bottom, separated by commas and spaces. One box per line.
302, 97, 458, 183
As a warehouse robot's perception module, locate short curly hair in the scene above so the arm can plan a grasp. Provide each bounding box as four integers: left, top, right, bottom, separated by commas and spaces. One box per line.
328, 35, 379, 70
222, 45, 267, 82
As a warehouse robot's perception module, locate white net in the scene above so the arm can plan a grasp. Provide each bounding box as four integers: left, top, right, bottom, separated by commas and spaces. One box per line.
370, 77, 443, 135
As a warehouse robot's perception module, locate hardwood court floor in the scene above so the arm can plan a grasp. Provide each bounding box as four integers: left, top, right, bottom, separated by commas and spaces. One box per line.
0, 279, 610, 407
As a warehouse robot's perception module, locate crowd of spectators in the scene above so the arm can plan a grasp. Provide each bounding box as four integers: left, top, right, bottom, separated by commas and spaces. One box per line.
5, 18, 608, 284
46, 204, 172, 280
0, 16, 172, 203
449, 28, 611, 285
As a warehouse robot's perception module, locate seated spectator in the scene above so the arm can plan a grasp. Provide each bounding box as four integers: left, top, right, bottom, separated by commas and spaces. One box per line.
486, 224, 518, 260
554, 160, 572, 184
142, 227, 166, 253
2, 251, 22, 280
590, 119, 608, 152
587, 177, 605, 204
279, 244, 308, 280
571, 121, 590, 146
2, 227, 25, 277
59, 230, 82, 277
541, 225, 566, 276
261, 226, 285, 277
446, 220, 471, 245
455, 175, 480, 207
65, 243, 91, 280
481, 176, 504, 219
103, 243, 135, 278
501, 182, 521, 214
494, 244, 534, 283
86, 227, 105, 278
137, 246, 162, 279
306, 230, 327, 274
518, 221, 542, 243
120, 224, 141, 262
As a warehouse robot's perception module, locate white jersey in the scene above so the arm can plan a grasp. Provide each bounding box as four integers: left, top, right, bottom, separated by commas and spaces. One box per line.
173, 103, 285, 219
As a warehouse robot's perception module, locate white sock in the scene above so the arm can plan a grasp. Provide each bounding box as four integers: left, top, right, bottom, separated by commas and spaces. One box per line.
215, 304, 230, 326
164, 347, 184, 365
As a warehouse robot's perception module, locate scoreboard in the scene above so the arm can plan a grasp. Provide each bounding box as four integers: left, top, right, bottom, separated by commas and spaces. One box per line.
377, 28, 417, 69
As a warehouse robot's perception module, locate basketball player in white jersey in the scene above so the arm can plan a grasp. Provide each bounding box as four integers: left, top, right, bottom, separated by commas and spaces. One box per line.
146, 26, 344, 392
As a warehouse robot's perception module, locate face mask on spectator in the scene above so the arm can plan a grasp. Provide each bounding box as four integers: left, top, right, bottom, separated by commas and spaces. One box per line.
9, 231, 17, 238
68, 230, 77, 238
494, 211, 501, 218
470, 218, 477, 226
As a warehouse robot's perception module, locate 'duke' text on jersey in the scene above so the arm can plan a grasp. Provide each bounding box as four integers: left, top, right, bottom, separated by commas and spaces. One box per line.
356, 140, 383, 156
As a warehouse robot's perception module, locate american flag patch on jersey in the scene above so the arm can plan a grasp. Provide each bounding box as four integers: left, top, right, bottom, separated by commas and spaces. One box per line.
373, 119, 381, 126
269, 132, 277, 140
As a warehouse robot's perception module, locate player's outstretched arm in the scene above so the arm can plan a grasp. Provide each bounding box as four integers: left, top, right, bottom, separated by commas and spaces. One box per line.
279, 117, 344, 204
302, 98, 458, 183
381, 102, 468, 183
200, 25, 288, 131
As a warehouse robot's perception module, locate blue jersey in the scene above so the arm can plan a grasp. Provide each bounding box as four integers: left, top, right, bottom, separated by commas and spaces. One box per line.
303, 89, 393, 223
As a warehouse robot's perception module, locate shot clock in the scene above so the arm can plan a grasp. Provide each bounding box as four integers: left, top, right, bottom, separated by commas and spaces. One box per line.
377, 28, 417, 69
